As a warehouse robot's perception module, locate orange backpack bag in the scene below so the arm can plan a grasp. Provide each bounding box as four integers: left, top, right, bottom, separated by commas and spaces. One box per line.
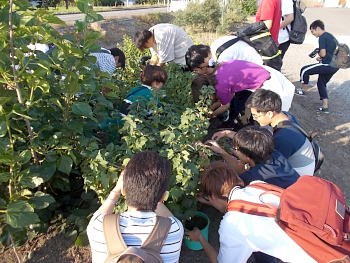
227, 176, 350, 263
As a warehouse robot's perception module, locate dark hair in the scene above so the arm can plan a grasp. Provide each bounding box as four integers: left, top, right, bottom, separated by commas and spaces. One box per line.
206, 62, 223, 87
245, 89, 282, 113
123, 151, 171, 211
185, 45, 211, 71
141, 64, 168, 86
234, 126, 274, 165
310, 20, 325, 30
191, 75, 210, 103
134, 29, 153, 52
109, 47, 126, 69
201, 161, 244, 200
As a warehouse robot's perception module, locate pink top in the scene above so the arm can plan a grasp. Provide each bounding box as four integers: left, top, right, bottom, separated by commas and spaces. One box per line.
214, 60, 271, 105
256, 0, 282, 45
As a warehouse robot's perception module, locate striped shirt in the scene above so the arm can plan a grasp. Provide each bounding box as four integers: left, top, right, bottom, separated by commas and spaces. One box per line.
87, 210, 183, 263
90, 52, 116, 77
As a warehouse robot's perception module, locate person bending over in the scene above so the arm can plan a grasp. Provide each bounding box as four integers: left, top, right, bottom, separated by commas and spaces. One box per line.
119, 64, 168, 117
134, 24, 194, 66
87, 151, 183, 263
245, 89, 315, 176
207, 60, 295, 130
184, 161, 317, 263
204, 126, 299, 189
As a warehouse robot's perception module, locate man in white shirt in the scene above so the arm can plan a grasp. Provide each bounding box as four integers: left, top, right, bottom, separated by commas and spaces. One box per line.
209, 35, 264, 66
134, 23, 194, 66
279, 0, 294, 59
185, 161, 317, 263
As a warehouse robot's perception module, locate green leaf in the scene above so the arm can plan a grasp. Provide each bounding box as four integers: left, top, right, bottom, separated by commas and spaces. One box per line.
0, 172, 11, 183
72, 102, 95, 121
15, 150, 31, 165
15, 49, 24, 61
170, 186, 183, 201
75, 230, 89, 247
30, 161, 56, 182
161, 130, 176, 144
0, 121, 7, 137
18, 168, 44, 188
4, 201, 39, 228
77, 0, 89, 14
33, 67, 47, 78
57, 155, 73, 175
85, 31, 103, 40
0, 155, 12, 165
42, 14, 66, 25
64, 230, 77, 248
81, 191, 95, 202
29, 192, 55, 209
0, 197, 6, 206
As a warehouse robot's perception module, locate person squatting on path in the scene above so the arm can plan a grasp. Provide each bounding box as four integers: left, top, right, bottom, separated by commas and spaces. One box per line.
296, 20, 339, 114
87, 151, 183, 263
134, 23, 194, 66
184, 161, 317, 263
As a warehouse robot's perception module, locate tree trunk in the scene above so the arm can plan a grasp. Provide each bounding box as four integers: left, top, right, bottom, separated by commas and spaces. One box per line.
65, 0, 69, 9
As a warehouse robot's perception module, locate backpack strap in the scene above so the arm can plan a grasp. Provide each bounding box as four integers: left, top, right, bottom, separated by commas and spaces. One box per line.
246, 182, 285, 194
141, 216, 172, 253
103, 214, 127, 262
227, 199, 277, 218
125, 86, 148, 100
215, 37, 241, 61
275, 120, 313, 141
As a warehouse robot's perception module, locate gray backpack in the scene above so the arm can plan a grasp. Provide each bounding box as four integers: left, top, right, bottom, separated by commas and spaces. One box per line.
103, 214, 171, 263
329, 38, 350, 69
286, 0, 307, 44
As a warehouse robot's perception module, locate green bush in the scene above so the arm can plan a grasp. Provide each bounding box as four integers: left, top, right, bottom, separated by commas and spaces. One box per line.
174, 0, 221, 33
242, 0, 258, 16
137, 12, 175, 26
216, 0, 248, 35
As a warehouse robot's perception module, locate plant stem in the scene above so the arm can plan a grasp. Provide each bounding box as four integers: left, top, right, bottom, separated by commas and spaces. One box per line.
10, 235, 21, 263
8, 0, 38, 163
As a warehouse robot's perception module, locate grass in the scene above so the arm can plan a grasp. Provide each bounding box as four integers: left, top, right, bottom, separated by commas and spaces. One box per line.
51, 4, 166, 15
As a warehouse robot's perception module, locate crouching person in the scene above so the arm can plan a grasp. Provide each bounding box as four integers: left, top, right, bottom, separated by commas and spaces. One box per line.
185, 161, 316, 263
87, 151, 183, 263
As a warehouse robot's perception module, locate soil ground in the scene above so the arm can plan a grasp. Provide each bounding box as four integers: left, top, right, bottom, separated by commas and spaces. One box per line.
2, 8, 350, 263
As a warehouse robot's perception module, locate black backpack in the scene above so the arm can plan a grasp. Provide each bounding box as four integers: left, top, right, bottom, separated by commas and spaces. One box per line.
286, 0, 307, 44
275, 120, 324, 174
216, 22, 282, 71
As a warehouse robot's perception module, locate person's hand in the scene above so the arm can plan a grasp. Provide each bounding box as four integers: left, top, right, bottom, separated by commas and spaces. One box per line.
112, 171, 124, 196
212, 130, 236, 141
205, 140, 225, 154
193, 141, 209, 159
316, 56, 322, 62
184, 227, 203, 242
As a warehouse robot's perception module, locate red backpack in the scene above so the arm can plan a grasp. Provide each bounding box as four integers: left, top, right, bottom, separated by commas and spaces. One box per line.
227, 176, 350, 263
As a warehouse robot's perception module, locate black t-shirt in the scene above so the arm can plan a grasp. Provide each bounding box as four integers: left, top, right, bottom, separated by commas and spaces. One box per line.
319, 32, 337, 64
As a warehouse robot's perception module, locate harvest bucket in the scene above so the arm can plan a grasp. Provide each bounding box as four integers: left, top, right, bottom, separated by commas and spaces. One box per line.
184, 211, 210, 250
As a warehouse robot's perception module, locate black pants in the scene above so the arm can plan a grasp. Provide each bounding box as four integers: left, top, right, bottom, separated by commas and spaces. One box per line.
228, 90, 253, 128
279, 40, 291, 59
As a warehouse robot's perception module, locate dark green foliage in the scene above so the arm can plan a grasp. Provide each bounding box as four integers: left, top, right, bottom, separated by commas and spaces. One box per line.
174, 0, 221, 32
